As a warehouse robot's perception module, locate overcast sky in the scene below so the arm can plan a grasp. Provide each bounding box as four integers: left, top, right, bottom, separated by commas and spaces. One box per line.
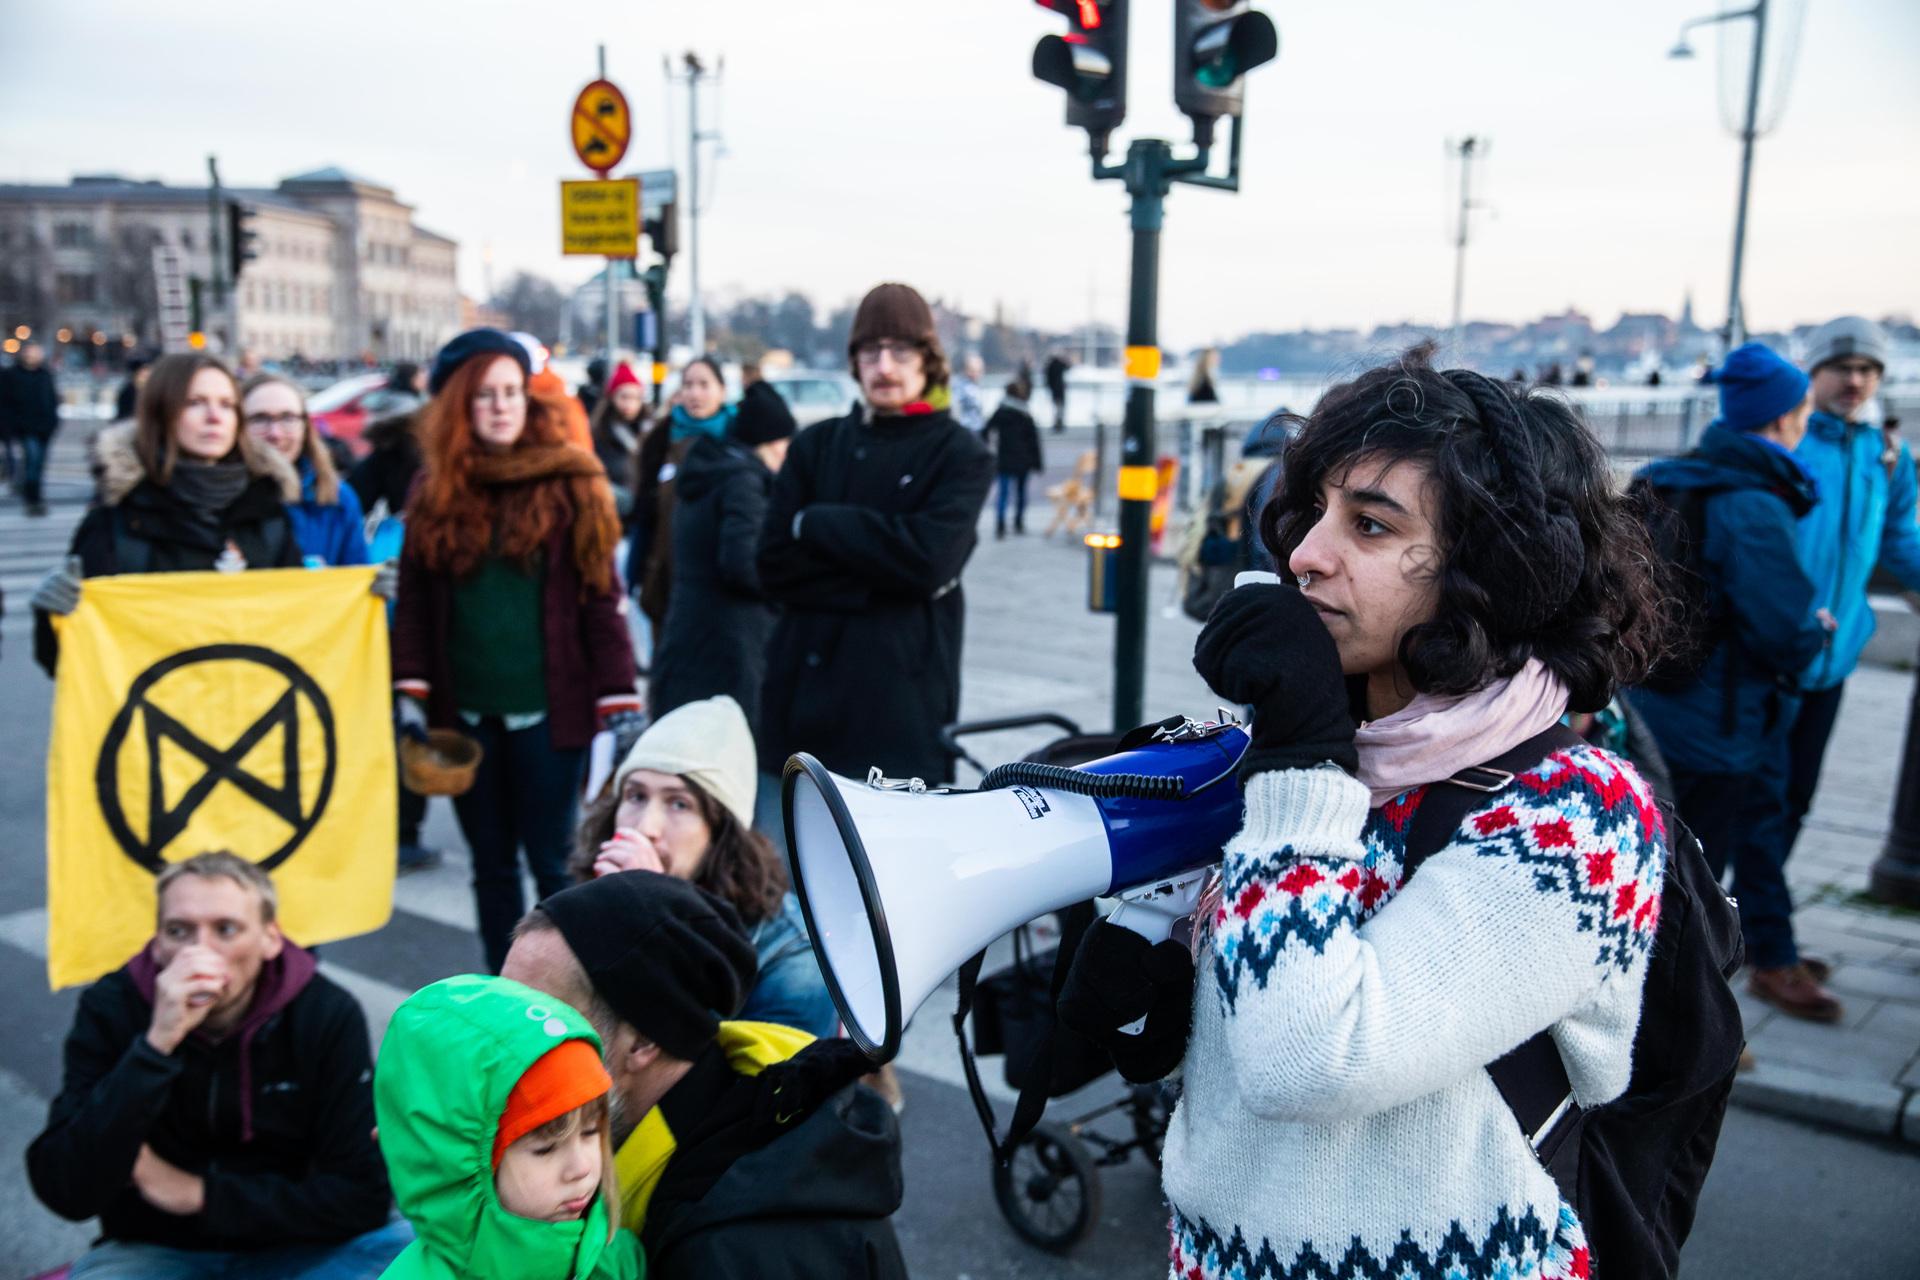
3, 0, 1915, 347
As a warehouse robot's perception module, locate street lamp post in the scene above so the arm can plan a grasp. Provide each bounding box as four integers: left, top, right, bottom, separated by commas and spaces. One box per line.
1669, 0, 1769, 351
1869, 645, 1920, 907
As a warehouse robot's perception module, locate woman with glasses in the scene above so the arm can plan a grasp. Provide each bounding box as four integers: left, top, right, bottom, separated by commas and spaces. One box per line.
31, 353, 303, 673
391, 329, 642, 972
240, 373, 369, 568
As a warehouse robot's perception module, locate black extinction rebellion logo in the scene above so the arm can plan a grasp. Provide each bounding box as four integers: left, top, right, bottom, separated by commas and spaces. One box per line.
95, 644, 337, 873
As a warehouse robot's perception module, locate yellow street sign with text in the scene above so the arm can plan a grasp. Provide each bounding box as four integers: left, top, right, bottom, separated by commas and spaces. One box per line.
561, 179, 640, 258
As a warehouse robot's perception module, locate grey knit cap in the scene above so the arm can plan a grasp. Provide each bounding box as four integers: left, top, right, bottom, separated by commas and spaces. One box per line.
1803, 316, 1889, 373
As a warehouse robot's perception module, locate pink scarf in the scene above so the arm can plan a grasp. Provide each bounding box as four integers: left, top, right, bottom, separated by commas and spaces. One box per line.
1353, 658, 1570, 807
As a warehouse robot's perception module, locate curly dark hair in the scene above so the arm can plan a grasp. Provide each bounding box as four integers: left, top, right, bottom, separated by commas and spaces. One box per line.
570, 774, 788, 926
1259, 343, 1674, 714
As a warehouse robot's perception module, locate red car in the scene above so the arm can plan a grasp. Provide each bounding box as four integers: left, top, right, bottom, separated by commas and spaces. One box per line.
308, 373, 420, 457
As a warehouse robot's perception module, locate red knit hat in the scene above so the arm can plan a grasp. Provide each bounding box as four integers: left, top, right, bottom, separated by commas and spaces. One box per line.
606, 362, 642, 393
492, 1039, 611, 1168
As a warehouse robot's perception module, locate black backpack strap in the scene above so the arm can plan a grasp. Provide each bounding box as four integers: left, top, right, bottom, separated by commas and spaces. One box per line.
952, 903, 1095, 1167
1400, 723, 1586, 1154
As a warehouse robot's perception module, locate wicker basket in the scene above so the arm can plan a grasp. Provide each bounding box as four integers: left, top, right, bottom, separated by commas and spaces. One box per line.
399, 728, 484, 797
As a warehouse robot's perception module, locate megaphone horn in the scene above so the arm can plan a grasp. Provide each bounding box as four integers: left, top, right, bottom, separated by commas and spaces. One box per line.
784, 716, 1248, 1062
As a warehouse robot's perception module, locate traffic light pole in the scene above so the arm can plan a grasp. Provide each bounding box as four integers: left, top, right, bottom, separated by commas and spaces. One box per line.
1095, 121, 1244, 732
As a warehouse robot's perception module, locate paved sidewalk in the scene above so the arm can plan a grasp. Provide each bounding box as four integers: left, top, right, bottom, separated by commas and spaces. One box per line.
954, 523, 1920, 1145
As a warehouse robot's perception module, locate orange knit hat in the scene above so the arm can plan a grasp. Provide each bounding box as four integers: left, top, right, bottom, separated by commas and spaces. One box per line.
492, 1039, 612, 1168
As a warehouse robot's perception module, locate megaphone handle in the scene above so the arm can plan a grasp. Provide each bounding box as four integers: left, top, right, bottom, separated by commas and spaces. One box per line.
1105, 870, 1211, 1036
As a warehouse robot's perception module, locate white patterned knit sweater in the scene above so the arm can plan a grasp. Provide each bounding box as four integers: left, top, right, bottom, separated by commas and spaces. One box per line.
1161, 744, 1667, 1280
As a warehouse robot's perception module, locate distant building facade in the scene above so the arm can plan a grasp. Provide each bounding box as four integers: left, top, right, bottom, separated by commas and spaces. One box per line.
0, 168, 459, 361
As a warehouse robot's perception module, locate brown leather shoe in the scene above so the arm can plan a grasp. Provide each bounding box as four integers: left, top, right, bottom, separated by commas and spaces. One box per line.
1748, 963, 1844, 1024
1800, 955, 1832, 983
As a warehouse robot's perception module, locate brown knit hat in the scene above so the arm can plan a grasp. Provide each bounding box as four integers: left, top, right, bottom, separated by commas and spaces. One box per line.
847, 283, 948, 390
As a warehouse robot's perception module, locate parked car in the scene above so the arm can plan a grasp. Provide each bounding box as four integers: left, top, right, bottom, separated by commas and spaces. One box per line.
764, 370, 859, 427
308, 373, 420, 456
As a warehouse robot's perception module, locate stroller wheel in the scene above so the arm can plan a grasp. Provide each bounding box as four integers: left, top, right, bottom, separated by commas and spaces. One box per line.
991, 1122, 1102, 1253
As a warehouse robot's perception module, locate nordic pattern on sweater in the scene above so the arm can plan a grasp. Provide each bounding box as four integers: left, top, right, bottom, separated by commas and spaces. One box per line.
1160, 747, 1663, 1280
1210, 748, 1666, 1011
1170, 1201, 1590, 1280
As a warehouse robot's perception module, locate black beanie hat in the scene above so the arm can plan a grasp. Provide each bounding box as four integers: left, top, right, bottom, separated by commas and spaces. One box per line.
429, 327, 530, 395
732, 381, 797, 446
538, 872, 758, 1061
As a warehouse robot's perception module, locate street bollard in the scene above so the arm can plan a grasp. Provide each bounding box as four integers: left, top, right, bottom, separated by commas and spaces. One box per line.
1869, 642, 1920, 907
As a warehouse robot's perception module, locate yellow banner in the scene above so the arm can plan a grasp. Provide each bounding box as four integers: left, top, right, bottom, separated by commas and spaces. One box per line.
46, 567, 396, 988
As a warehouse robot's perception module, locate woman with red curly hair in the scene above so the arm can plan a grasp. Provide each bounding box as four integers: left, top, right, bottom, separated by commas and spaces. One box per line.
392, 329, 641, 972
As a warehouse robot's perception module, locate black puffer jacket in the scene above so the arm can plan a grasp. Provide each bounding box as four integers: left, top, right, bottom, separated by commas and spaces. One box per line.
642, 1042, 908, 1280
756, 405, 993, 784
35, 424, 303, 674
981, 398, 1043, 474
650, 433, 777, 730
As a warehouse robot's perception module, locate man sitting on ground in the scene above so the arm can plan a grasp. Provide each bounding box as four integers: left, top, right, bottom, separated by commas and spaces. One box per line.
28, 851, 406, 1278
502, 870, 908, 1278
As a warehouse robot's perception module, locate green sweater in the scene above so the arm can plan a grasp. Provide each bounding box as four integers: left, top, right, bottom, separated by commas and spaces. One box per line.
450, 557, 547, 716
375, 975, 644, 1280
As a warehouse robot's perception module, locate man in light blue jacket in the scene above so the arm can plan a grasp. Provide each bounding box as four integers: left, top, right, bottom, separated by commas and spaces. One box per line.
1775, 316, 1920, 923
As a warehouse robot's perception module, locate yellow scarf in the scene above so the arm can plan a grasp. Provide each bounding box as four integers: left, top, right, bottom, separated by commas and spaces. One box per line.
613, 1020, 816, 1233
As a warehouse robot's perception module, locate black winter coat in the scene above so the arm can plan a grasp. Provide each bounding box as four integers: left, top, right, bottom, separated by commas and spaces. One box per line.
345, 412, 422, 518
26, 959, 391, 1252
643, 1042, 907, 1280
651, 433, 777, 730
1, 363, 60, 439
757, 406, 993, 783
981, 400, 1044, 474
34, 424, 303, 674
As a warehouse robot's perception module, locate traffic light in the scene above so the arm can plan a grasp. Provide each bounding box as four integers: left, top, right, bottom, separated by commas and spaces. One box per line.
1174, 1, 1278, 143
644, 199, 679, 259
226, 201, 260, 281
1032, 0, 1128, 150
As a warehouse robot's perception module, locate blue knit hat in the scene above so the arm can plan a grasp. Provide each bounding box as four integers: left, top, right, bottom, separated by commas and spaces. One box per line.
1709, 342, 1810, 433
428, 327, 531, 396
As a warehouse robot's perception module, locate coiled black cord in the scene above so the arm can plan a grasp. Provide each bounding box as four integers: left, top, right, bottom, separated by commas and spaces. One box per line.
977, 760, 1187, 800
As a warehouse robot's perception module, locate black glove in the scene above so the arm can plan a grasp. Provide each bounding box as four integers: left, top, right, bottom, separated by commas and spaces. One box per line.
1056, 920, 1195, 1084
1192, 583, 1357, 776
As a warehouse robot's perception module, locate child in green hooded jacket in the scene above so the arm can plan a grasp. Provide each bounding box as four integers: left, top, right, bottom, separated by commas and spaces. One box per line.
375, 974, 644, 1279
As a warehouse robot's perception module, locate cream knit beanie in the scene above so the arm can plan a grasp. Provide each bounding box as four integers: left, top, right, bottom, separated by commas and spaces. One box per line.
613, 696, 758, 829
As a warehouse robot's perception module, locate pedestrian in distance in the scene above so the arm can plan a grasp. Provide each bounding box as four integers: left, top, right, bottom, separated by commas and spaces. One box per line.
241, 372, 372, 568
648, 379, 793, 730
1043, 350, 1070, 431
1625, 342, 1841, 1021
391, 327, 641, 973
114, 354, 151, 421
755, 282, 994, 817
1781, 317, 1920, 828
31, 352, 311, 676
632, 356, 732, 652
514, 332, 593, 451
589, 361, 650, 524
501, 872, 908, 1278
570, 695, 837, 1038
579, 355, 610, 422
1, 338, 61, 515
1188, 346, 1221, 405
28, 853, 408, 1278
981, 373, 1043, 538
1060, 344, 1737, 1280
373, 974, 643, 1280
952, 352, 987, 433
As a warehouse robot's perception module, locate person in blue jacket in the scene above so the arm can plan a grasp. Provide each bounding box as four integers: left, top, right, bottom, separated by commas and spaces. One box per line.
241, 373, 370, 567
1781, 317, 1920, 849
1627, 342, 1840, 1020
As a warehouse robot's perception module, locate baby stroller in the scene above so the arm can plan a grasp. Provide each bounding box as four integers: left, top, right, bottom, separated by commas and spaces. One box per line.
938, 713, 1179, 1253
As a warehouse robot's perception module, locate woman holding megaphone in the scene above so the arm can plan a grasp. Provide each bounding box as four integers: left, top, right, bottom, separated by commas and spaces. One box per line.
1059, 344, 1678, 1280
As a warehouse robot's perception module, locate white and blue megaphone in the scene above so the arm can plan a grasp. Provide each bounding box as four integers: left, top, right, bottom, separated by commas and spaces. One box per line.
783, 716, 1248, 1062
